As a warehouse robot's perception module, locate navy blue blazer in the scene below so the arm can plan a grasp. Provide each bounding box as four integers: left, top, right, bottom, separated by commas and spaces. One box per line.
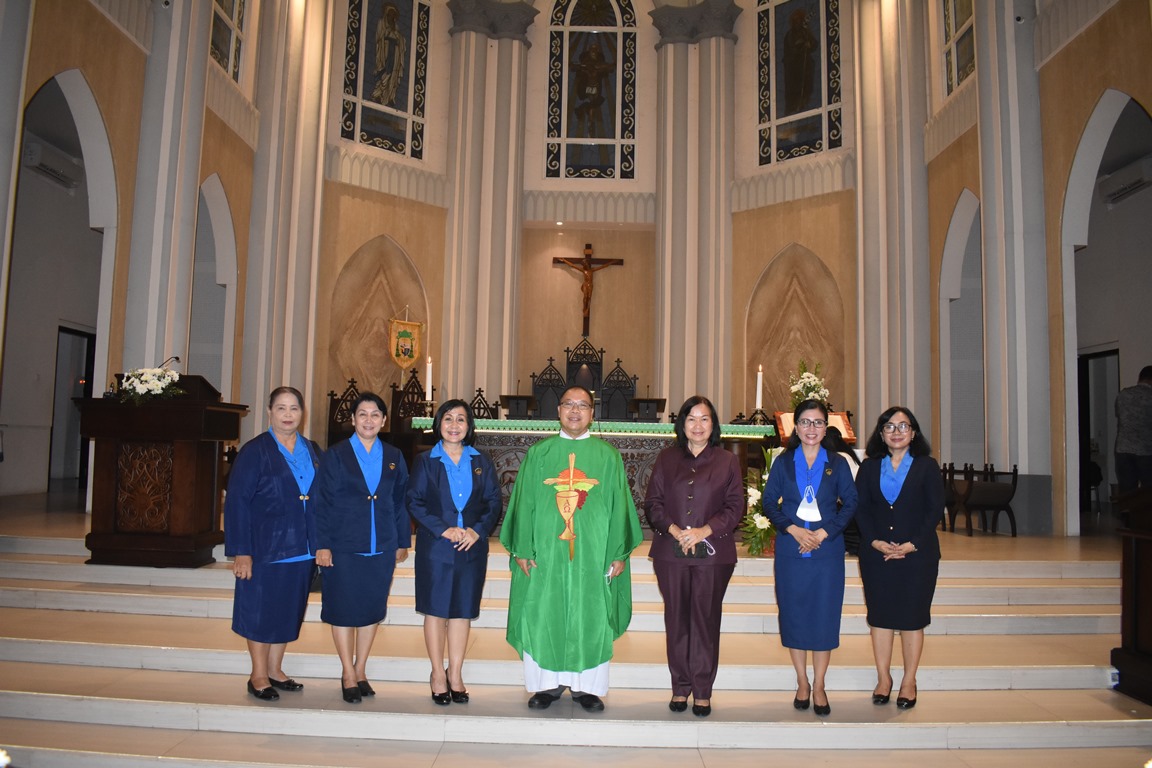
764, 449, 858, 547
407, 448, 502, 565
855, 454, 943, 559
224, 431, 321, 563
315, 438, 410, 554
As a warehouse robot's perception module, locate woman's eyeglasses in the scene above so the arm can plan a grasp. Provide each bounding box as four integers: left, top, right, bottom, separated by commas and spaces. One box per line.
797, 418, 826, 428
882, 422, 913, 433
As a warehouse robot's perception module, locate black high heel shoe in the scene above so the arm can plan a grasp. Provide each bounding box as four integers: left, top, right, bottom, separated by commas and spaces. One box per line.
341, 683, 362, 704
356, 680, 375, 697
430, 673, 451, 706
793, 691, 811, 710
669, 698, 688, 713
896, 684, 917, 709
813, 690, 831, 716
447, 669, 469, 703
247, 680, 279, 701
691, 701, 712, 717
873, 676, 892, 704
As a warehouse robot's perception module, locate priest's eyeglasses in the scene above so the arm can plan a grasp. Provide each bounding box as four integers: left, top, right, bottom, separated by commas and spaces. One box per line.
882, 422, 913, 433
797, 418, 827, 428
560, 401, 593, 411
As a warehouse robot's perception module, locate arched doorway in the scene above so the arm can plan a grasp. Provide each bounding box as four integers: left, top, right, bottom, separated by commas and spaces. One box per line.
1064, 90, 1152, 533
0, 71, 116, 496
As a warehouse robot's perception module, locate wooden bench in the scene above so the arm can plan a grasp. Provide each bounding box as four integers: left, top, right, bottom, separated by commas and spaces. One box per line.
943, 462, 1018, 537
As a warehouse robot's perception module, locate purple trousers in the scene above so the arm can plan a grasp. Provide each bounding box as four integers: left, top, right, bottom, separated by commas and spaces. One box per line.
653, 559, 735, 699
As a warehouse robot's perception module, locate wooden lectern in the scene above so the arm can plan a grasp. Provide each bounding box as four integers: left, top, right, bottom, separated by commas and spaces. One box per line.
1112, 487, 1152, 705
79, 376, 248, 568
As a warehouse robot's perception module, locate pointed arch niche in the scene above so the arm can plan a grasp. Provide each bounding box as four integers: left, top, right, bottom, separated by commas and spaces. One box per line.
744, 244, 844, 414
938, 188, 984, 465
328, 235, 429, 399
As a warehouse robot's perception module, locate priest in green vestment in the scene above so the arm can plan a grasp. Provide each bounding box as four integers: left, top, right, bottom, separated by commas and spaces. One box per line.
500, 385, 643, 712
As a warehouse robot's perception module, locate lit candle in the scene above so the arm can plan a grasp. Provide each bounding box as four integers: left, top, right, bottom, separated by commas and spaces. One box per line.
755, 365, 763, 410
425, 356, 433, 401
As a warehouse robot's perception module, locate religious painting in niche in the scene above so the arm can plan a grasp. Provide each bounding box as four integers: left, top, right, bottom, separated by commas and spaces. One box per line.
757, 0, 842, 165
342, 0, 430, 160
546, 0, 636, 179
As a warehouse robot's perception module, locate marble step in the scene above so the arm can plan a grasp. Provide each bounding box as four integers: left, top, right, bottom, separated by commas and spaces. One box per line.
1, 662, 1149, 752
0, 579, 1120, 636
0, 534, 1125, 580
0, 608, 1118, 690
4, 718, 1152, 768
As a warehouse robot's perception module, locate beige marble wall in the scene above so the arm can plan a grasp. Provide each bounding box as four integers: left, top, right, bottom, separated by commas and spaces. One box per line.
732, 190, 858, 422
24, 0, 147, 377
316, 181, 446, 434
199, 110, 254, 399
517, 227, 656, 408
1037, 0, 1152, 533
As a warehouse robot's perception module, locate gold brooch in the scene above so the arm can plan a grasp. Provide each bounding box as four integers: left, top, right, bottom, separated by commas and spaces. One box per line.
474, 467, 482, 475
388, 462, 396, 470
825, 468, 833, 476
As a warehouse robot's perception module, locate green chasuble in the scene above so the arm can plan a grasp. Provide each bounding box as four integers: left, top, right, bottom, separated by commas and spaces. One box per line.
500, 435, 643, 673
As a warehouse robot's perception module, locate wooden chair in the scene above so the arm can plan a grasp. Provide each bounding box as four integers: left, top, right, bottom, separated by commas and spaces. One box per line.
944, 463, 982, 536
966, 463, 1019, 537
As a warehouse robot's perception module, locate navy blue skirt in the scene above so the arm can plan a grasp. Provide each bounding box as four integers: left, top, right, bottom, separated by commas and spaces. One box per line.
320, 552, 396, 627
774, 534, 846, 651
232, 558, 314, 644
414, 543, 487, 620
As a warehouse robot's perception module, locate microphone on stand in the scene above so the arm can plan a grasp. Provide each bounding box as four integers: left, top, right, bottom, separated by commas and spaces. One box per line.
157, 355, 181, 370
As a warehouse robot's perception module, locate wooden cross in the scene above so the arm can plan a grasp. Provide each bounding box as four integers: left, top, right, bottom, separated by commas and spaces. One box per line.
553, 243, 624, 337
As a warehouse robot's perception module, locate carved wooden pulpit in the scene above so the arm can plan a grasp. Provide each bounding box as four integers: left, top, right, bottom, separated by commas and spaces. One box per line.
79, 376, 248, 567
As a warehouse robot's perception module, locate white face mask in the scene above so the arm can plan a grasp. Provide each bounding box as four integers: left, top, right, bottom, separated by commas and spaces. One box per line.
796, 486, 822, 522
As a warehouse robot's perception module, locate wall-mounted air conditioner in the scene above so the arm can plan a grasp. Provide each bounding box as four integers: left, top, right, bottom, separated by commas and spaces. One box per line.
21, 133, 85, 190
1097, 154, 1152, 208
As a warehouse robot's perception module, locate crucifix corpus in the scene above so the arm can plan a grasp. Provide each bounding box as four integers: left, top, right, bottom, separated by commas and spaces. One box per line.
552, 243, 624, 337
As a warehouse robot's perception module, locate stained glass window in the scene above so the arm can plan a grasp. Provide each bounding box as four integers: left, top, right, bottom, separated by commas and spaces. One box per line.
756, 0, 842, 166
546, 0, 637, 179
342, 0, 431, 160
942, 0, 974, 96
210, 0, 246, 83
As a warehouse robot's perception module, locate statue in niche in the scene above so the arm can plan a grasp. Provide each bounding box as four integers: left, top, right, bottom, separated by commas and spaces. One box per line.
372, 3, 407, 108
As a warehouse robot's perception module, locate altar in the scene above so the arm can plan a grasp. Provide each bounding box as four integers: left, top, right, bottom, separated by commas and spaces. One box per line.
409, 418, 775, 523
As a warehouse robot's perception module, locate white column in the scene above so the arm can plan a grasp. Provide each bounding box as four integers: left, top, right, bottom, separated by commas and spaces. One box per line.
122, 0, 212, 369
974, 0, 1049, 475
443, 0, 537, 401
650, 1, 739, 416
240, 0, 331, 435
852, 0, 930, 424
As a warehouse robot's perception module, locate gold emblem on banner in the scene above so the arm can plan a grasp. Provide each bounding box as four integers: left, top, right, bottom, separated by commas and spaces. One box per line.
389, 319, 422, 371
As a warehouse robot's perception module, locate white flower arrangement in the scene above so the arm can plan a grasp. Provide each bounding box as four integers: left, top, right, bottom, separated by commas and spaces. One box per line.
118, 367, 183, 405
0, 748, 10, 766
788, 360, 831, 409
740, 447, 782, 556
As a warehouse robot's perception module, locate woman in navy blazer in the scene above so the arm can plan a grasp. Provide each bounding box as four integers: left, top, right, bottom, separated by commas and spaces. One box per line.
644, 395, 744, 718
314, 392, 410, 704
764, 398, 858, 716
855, 406, 942, 710
408, 399, 502, 704
225, 386, 321, 701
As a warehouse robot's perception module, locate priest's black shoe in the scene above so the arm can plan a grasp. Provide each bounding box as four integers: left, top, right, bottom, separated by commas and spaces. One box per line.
668, 698, 688, 713
342, 684, 362, 704
247, 680, 279, 701
357, 680, 375, 696
573, 693, 604, 711
268, 677, 303, 692
528, 690, 561, 709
